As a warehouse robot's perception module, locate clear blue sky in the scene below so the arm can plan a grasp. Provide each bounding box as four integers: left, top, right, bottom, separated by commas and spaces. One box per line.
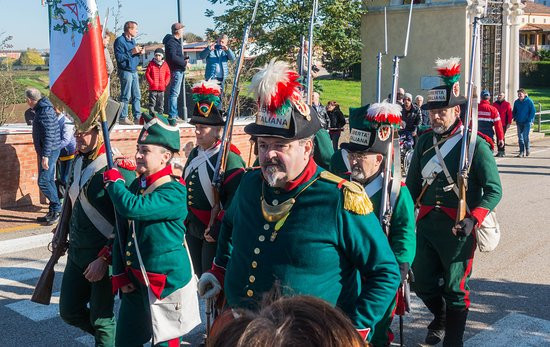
0, 0, 227, 50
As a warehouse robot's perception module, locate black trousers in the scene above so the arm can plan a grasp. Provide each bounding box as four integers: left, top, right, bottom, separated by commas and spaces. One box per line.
185, 222, 217, 277
148, 90, 165, 115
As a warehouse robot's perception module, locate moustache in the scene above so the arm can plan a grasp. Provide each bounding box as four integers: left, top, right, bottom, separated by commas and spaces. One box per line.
262, 159, 285, 170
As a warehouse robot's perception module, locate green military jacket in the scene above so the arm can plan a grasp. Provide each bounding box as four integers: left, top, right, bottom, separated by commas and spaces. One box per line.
214, 161, 400, 338
183, 143, 245, 235
405, 123, 502, 224
67, 150, 135, 261
314, 129, 335, 170
330, 150, 416, 266
107, 166, 192, 298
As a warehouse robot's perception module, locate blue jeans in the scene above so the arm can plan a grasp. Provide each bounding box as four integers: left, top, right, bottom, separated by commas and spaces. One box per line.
38, 149, 61, 213
56, 158, 74, 199
119, 70, 141, 121
168, 70, 184, 119
517, 122, 531, 153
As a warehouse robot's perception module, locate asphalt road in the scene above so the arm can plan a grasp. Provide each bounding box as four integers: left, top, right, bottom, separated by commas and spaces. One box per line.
0, 139, 549, 346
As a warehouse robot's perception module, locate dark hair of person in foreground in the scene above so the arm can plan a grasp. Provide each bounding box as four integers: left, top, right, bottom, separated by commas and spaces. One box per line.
207, 294, 366, 347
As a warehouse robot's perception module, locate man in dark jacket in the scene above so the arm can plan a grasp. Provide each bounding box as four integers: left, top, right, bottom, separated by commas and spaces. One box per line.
326, 101, 346, 151
399, 93, 422, 149
163, 22, 189, 121
27, 88, 61, 224
114, 21, 143, 125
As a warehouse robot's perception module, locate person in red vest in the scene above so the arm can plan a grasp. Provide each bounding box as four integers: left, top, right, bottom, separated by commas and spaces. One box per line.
145, 48, 171, 116
492, 92, 513, 157
478, 90, 504, 154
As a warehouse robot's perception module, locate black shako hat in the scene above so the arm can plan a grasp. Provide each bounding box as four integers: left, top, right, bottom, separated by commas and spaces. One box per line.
422, 57, 467, 111
244, 59, 321, 140
189, 80, 225, 126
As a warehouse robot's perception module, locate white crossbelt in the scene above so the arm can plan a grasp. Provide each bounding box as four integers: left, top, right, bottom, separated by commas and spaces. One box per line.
68, 154, 114, 239
420, 128, 463, 185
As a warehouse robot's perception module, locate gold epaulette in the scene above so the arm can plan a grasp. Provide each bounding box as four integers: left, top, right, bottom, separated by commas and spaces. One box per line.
319, 171, 373, 215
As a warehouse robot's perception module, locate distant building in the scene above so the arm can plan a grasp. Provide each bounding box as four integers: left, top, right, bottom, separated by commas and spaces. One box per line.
519, 1, 550, 56
140, 41, 208, 68
361, 0, 524, 105
0, 51, 22, 60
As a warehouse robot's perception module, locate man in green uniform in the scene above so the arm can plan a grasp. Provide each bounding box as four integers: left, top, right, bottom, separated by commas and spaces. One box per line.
405, 58, 502, 346
198, 60, 400, 342
59, 118, 135, 347
331, 102, 416, 347
184, 80, 245, 277
103, 114, 200, 346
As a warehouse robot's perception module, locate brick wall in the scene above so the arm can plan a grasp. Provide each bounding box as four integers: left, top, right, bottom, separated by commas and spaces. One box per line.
0, 123, 255, 209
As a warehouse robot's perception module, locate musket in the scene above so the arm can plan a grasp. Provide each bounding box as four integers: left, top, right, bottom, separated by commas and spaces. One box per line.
382, 3, 414, 345
380, 0, 413, 231
298, 35, 306, 78
375, 7, 388, 103
212, 0, 260, 191
456, 15, 482, 223
305, 0, 319, 105
31, 192, 71, 305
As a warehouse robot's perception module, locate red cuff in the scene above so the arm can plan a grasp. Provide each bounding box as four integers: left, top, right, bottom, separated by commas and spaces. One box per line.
103, 168, 124, 185
357, 328, 371, 341
470, 207, 490, 227
111, 273, 131, 294
216, 210, 225, 222
209, 261, 226, 289
97, 245, 112, 264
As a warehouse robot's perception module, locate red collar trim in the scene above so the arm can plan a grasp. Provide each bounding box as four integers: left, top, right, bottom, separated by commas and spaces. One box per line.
284, 158, 317, 191
449, 119, 463, 136
144, 165, 172, 188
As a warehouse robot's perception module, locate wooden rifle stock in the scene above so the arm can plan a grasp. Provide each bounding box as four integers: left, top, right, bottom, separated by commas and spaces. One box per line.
31, 196, 71, 305
456, 171, 468, 224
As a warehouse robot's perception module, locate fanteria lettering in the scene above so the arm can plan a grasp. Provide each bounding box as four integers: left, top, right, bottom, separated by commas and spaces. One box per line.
428, 89, 447, 102
350, 129, 371, 146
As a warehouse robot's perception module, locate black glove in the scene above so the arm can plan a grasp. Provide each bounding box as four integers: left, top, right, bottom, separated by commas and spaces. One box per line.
453, 217, 476, 238
207, 219, 222, 241
399, 262, 410, 285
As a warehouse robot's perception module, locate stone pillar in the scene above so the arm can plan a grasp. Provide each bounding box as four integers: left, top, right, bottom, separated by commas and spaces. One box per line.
501, 0, 512, 101
508, 0, 524, 100
466, 0, 485, 96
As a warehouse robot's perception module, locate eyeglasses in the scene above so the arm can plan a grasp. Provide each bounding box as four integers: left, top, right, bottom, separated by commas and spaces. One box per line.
348, 151, 371, 161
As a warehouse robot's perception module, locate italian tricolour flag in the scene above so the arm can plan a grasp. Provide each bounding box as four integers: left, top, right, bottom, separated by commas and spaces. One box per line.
48, 0, 107, 130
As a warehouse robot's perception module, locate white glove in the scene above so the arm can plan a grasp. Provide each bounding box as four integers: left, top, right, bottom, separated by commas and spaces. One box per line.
198, 272, 221, 299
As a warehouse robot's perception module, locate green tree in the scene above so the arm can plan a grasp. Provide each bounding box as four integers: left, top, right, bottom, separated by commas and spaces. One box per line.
206, 0, 364, 75
0, 33, 17, 125
17, 49, 45, 66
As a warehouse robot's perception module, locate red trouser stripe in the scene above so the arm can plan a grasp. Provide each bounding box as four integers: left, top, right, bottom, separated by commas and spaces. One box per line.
459, 235, 477, 308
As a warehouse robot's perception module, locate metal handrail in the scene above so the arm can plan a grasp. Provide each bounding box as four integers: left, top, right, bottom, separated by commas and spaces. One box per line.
535, 102, 550, 132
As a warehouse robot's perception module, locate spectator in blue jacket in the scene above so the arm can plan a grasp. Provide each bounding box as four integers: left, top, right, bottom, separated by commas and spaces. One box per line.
199, 34, 236, 95
114, 21, 143, 125
55, 108, 76, 199
163, 22, 189, 121
512, 88, 536, 157
27, 88, 61, 225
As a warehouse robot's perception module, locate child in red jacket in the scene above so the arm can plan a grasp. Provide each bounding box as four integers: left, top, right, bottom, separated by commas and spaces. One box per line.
145, 48, 171, 115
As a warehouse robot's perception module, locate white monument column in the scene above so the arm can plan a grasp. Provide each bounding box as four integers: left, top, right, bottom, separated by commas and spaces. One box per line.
509, 0, 524, 100
501, 0, 512, 101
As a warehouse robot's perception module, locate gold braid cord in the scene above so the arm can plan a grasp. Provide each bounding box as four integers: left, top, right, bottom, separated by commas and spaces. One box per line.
320, 171, 373, 215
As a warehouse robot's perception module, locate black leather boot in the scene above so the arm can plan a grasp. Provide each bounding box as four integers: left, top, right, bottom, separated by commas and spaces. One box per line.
443, 308, 468, 347
424, 296, 446, 345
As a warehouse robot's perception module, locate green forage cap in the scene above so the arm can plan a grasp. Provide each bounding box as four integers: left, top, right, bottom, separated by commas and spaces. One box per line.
137, 113, 181, 152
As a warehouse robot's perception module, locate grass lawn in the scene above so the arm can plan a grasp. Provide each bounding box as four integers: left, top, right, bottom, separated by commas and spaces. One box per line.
318, 79, 361, 116
525, 87, 550, 132
12, 70, 50, 97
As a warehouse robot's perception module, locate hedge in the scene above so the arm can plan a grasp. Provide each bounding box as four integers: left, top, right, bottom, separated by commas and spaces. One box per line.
520, 61, 550, 87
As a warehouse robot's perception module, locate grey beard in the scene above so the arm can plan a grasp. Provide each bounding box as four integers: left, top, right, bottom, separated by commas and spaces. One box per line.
432, 125, 449, 134
350, 167, 366, 183
264, 165, 285, 187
